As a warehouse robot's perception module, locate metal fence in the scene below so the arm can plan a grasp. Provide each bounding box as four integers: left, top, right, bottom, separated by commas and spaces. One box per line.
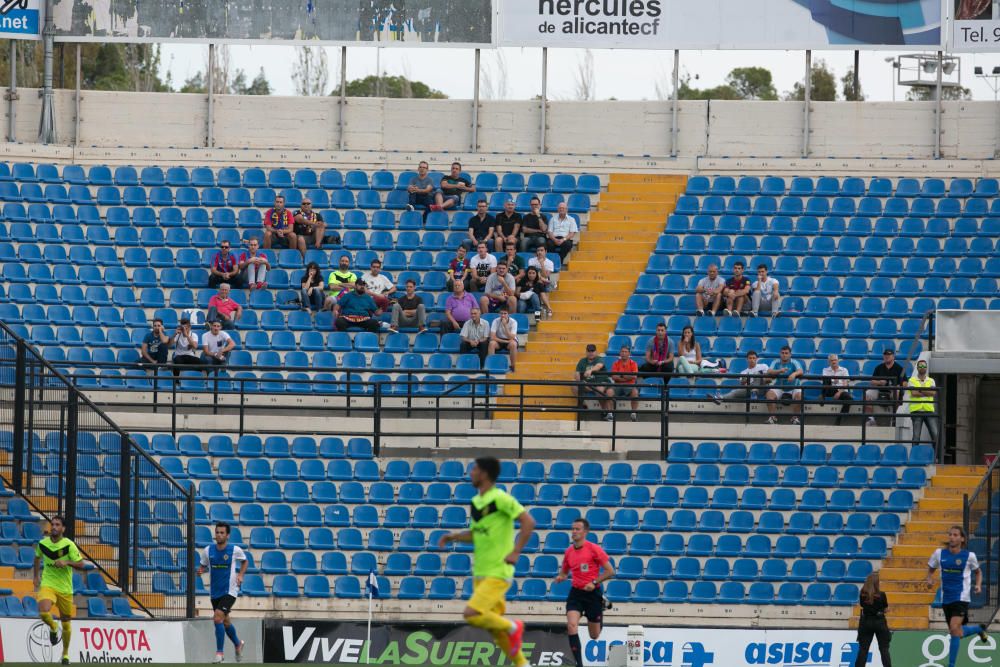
964, 457, 1000, 627
0, 322, 195, 618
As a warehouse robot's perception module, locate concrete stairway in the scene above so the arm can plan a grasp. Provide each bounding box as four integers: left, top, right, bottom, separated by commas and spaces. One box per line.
497, 174, 686, 419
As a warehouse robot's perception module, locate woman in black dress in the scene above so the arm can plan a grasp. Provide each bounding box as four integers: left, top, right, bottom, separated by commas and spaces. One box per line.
855, 571, 892, 667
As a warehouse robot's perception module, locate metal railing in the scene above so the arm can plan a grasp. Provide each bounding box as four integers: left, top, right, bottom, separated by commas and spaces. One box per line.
964, 456, 1000, 626
0, 322, 195, 618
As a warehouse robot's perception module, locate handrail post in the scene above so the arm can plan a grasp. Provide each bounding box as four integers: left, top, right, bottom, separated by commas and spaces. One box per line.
239, 378, 245, 438
117, 420, 131, 598
373, 382, 382, 457
185, 489, 196, 618
660, 381, 668, 460
11, 340, 26, 494
64, 389, 78, 537
518, 383, 524, 459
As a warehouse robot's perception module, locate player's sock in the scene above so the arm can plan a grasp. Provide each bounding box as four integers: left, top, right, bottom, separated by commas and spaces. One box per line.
61, 621, 71, 658
949, 636, 960, 667
962, 625, 981, 638
215, 622, 226, 653
225, 623, 241, 647
467, 610, 516, 634
568, 633, 583, 667
40, 612, 57, 631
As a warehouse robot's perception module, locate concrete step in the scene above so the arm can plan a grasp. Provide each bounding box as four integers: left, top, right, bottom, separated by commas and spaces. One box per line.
531, 331, 614, 343
611, 174, 687, 184
880, 580, 937, 593
586, 219, 668, 233
879, 568, 930, 581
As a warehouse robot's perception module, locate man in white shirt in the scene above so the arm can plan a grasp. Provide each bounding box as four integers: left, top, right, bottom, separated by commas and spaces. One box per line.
822, 354, 852, 424
171, 316, 202, 375
528, 245, 555, 285
750, 264, 781, 318
546, 202, 578, 261
238, 237, 270, 290
459, 307, 491, 365
468, 242, 497, 293
480, 262, 517, 313
488, 308, 518, 372
363, 258, 396, 312
714, 350, 771, 404
695, 264, 725, 316
201, 320, 236, 369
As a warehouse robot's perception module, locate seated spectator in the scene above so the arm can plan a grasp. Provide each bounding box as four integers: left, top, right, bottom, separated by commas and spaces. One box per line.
434, 161, 475, 212
673, 325, 719, 374
494, 199, 522, 252
446, 245, 473, 292
517, 266, 551, 318
171, 317, 201, 375
206, 283, 242, 330
750, 264, 780, 318
459, 307, 490, 364
363, 259, 395, 312
293, 198, 327, 251
695, 264, 724, 317
500, 242, 526, 281
908, 360, 937, 447
239, 237, 270, 290
442, 281, 478, 333
262, 194, 300, 255
333, 281, 380, 332
865, 348, 907, 426
407, 160, 436, 212
464, 199, 496, 251
723, 261, 751, 316
520, 196, 548, 251
488, 307, 518, 371
208, 240, 242, 289
765, 345, 804, 424
300, 261, 326, 311
639, 322, 673, 375
391, 279, 426, 332
201, 319, 236, 369
323, 254, 357, 310
610, 345, 639, 422
469, 242, 497, 293
546, 201, 578, 262
822, 353, 852, 424
139, 318, 170, 370
480, 262, 517, 314
713, 349, 770, 405
575, 343, 614, 422
528, 245, 555, 288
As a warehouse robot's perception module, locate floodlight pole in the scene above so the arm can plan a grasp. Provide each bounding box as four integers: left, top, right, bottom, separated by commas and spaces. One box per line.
38, 0, 55, 143
74, 43, 81, 146
207, 43, 215, 148
7, 40, 16, 142
540, 47, 547, 154
338, 46, 347, 151
802, 50, 811, 158
671, 49, 679, 158
472, 48, 481, 152
935, 51, 943, 159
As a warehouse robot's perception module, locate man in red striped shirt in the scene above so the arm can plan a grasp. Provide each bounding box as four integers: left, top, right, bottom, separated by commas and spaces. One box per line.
555, 517, 616, 667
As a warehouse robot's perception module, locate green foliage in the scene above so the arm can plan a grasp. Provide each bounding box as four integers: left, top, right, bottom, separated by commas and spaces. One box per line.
786, 60, 838, 101
343, 74, 447, 99
906, 85, 972, 101
726, 67, 778, 101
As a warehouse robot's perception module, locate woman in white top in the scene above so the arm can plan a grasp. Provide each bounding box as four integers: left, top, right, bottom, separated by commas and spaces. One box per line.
672, 326, 720, 375
821, 353, 852, 424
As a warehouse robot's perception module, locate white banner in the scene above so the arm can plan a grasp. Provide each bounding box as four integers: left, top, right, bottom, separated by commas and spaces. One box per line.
0, 618, 185, 663
500, 0, 943, 49
0, 0, 43, 40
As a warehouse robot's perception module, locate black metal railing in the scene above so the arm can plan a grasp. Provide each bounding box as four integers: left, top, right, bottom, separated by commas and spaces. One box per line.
964, 456, 1000, 626
0, 322, 195, 618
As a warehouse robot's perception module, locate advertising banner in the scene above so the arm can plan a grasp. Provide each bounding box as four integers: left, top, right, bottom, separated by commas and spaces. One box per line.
0, 0, 43, 40
950, 0, 1000, 50
500, 0, 943, 49
0, 617, 185, 663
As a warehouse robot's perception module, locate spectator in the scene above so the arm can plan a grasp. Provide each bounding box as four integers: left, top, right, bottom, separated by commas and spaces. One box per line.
201, 319, 235, 369
494, 199, 522, 252
517, 266, 550, 318
139, 318, 170, 370
333, 281, 380, 332
673, 325, 719, 374
528, 245, 555, 287
434, 161, 475, 211
713, 349, 770, 405
520, 196, 548, 251
206, 283, 242, 331
864, 349, 908, 426
293, 198, 327, 251
575, 344, 614, 422
695, 264, 725, 317
822, 353, 852, 425
500, 242, 526, 281
908, 360, 938, 447
238, 237, 270, 291
208, 240, 242, 289
546, 201, 578, 261
765, 345, 804, 424
170, 317, 201, 375
363, 259, 396, 312
610, 345, 639, 422
446, 245, 473, 292
262, 194, 300, 254
750, 264, 781, 318
723, 261, 751, 316
639, 322, 673, 375
459, 307, 490, 364
323, 254, 357, 310
442, 281, 479, 333
406, 161, 436, 212
464, 199, 496, 251
480, 262, 517, 314
300, 261, 326, 311
391, 279, 426, 332
469, 242, 498, 293
488, 307, 518, 372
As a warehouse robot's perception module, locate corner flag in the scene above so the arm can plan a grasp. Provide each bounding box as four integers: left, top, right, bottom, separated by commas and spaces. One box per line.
366, 569, 380, 599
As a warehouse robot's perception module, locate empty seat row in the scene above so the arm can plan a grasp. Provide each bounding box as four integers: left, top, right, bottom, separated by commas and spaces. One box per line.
686, 175, 994, 198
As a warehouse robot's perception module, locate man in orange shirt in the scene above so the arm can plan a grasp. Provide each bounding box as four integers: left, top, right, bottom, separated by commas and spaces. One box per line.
610, 345, 639, 422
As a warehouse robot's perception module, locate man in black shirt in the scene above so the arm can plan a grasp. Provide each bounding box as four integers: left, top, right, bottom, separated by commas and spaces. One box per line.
494, 199, 522, 252
864, 348, 908, 425
434, 161, 475, 211
293, 198, 327, 251
463, 199, 495, 251
390, 279, 426, 332
520, 196, 548, 252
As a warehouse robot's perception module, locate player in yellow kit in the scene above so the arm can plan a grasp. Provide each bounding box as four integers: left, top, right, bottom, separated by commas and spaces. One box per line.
439, 457, 536, 667
34, 515, 86, 664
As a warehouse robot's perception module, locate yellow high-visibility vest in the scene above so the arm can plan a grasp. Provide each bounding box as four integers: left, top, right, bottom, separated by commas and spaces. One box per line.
908, 375, 935, 413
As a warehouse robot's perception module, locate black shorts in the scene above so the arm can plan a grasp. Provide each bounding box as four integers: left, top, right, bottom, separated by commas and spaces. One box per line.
293, 224, 314, 236
211, 595, 237, 614
270, 230, 295, 248
566, 587, 603, 623
942, 601, 969, 624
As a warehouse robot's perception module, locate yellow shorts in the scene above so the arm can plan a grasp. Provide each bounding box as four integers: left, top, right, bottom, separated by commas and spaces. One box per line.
468, 576, 509, 616
37, 586, 75, 619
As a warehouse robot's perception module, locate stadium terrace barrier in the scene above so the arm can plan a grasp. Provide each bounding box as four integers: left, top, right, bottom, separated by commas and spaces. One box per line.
964, 455, 1000, 628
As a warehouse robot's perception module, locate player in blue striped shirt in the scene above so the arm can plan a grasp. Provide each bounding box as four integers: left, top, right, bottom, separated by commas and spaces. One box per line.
926, 525, 988, 667
197, 522, 248, 663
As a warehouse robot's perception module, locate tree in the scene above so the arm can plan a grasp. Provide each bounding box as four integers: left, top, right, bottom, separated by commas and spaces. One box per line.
906, 85, 972, 101
0, 43, 169, 91
343, 75, 447, 98
574, 50, 595, 101
292, 46, 329, 97
242, 68, 272, 96
726, 67, 778, 101
841, 68, 865, 101
481, 50, 509, 100
676, 74, 741, 101
786, 60, 838, 101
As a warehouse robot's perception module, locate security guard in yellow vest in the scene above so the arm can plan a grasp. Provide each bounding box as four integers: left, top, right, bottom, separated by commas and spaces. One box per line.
908, 360, 938, 447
